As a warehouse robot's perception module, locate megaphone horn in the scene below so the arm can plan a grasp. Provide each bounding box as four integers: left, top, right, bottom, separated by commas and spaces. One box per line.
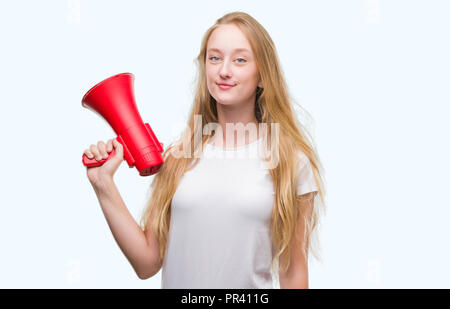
81, 73, 164, 176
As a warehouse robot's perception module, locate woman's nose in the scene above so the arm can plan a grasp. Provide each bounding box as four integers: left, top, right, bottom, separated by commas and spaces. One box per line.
219, 59, 232, 78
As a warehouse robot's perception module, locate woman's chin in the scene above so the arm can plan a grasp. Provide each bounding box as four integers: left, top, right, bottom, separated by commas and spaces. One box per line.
214, 95, 240, 105
216, 100, 237, 106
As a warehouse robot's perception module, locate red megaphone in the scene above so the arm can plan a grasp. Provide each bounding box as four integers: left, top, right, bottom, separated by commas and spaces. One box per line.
81, 73, 164, 176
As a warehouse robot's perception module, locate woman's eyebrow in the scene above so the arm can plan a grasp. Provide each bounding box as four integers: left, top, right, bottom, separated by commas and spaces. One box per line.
207, 48, 251, 54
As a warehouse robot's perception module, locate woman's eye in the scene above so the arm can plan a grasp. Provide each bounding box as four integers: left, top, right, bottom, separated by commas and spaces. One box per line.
208, 56, 247, 63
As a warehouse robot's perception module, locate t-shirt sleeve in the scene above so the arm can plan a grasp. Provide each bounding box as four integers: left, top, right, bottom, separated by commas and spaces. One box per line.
297, 151, 319, 196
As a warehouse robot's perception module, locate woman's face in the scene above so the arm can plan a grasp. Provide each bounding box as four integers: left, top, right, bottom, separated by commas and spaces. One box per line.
205, 24, 262, 106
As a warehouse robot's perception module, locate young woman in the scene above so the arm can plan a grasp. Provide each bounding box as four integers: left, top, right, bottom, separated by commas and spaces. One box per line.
83, 11, 326, 289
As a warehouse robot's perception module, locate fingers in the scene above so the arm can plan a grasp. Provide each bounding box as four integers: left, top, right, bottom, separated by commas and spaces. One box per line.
106, 139, 113, 152
84, 148, 94, 159
89, 144, 101, 160
97, 141, 108, 159
84, 140, 112, 161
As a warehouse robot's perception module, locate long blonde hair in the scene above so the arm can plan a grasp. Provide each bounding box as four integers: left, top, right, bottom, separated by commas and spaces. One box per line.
139, 11, 327, 275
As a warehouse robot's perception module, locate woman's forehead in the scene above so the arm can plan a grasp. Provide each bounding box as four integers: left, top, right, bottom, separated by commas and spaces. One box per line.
207, 24, 253, 53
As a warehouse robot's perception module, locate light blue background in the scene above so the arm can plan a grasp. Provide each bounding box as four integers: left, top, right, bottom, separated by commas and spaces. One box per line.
0, 0, 448, 288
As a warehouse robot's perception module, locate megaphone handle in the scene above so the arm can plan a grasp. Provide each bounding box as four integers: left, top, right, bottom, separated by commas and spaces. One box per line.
82, 148, 117, 167
82, 135, 131, 167
81, 140, 164, 167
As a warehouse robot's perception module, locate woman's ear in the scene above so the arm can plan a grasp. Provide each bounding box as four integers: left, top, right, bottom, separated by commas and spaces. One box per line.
257, 75, 263, 89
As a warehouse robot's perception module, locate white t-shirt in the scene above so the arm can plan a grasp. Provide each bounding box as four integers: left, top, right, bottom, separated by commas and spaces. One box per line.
161, 137, 318, 289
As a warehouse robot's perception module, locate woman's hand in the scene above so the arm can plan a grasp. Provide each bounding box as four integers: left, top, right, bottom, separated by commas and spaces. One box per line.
83, 138, 124, 188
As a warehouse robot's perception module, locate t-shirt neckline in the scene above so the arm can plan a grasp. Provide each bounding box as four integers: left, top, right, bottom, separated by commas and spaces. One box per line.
205, 137, 263, 151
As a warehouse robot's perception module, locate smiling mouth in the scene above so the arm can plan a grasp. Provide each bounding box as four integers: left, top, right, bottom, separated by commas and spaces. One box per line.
217, 83, 235, 90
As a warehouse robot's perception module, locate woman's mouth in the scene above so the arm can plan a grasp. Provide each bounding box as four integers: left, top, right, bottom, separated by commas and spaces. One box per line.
217, 83, 235, 90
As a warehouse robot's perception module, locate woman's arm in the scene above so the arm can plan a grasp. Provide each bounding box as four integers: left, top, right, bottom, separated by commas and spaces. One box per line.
92, 177, 161, 279
279, 192, 316, 289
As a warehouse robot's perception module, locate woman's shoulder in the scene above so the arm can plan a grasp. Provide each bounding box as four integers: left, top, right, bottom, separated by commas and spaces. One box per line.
296, 149, 311, 166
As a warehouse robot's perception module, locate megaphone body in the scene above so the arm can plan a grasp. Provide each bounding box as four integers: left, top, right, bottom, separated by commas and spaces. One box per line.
81, 73, 164, 176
